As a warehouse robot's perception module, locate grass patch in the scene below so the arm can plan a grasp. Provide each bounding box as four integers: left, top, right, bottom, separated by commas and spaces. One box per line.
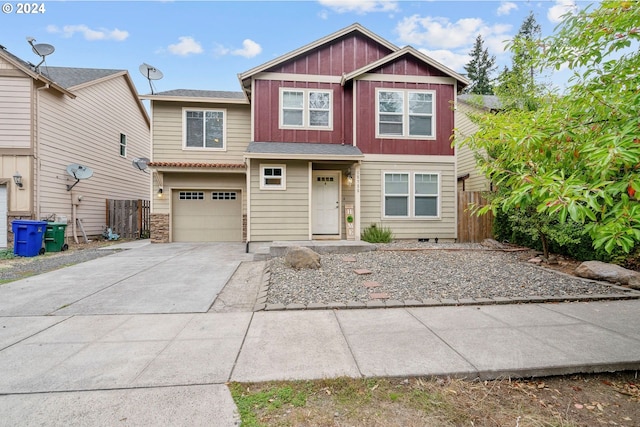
229, 374, 640, 426
361, 223, 393, 243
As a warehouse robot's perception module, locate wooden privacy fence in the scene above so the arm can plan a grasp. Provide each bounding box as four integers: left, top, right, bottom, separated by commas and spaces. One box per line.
105, 199, 150, 239
457, 191, 494, 243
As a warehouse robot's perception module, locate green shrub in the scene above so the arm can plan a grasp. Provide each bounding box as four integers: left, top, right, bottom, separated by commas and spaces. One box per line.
0, 250, 15, 260
361, 223, 393, 243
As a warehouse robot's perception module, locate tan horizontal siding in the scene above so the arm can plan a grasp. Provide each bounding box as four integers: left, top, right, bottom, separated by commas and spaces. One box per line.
249, 160, 309, 241
359, 160, 457, 239
37, 75, 150, 236
152, 101, 250, 164
455, 102, 490, 192
0, 77, 31, 148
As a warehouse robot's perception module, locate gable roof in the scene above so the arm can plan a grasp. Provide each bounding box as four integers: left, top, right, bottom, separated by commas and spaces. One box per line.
341, 46, 469, 88
140, 89, 248, 104
0, 45, 75, 98
237, 23, 398, 95
0, 45, 149, 126
40, 67, 124, 89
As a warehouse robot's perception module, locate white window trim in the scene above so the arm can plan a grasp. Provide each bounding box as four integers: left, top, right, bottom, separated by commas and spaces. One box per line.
382, 171, 441, 219
375, 88, 436, 140
413, 172, 440, 218
260, 164, 286, 190
279, 88, 333, 131
119, 133, 127, 158
182, 107, 227, 151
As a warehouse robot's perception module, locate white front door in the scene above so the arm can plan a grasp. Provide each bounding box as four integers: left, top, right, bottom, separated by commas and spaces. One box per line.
312, 171, 340, 235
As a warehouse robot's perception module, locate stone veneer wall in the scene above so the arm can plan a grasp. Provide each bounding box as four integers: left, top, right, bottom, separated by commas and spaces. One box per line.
242, 214, 247, 243
150, 213, 169, 243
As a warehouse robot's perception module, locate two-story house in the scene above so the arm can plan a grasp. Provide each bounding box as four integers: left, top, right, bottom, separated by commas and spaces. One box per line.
0, 45, 150, 247
143, 23, 468, 243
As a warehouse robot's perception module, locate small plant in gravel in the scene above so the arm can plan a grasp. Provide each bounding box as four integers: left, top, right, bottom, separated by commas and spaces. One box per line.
361, 223, 393, 243
0, 250, 15, 260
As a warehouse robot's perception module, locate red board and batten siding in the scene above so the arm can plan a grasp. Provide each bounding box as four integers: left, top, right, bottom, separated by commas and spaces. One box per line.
268, 33, 393, 76
253, 80, 353, 144
355, 81, 455, 156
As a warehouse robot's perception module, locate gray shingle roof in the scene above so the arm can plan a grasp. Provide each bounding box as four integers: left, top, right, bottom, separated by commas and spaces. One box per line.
458, 94, 502, 110
247, 142, 363, 157
152, 89, 245, 99
40, 67, 123, 88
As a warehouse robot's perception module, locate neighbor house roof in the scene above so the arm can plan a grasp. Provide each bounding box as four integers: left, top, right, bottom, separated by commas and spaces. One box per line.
140, 89, 248, 104
458, 94, 502, 110
40, 67, 124, 89
245, 142, 364, 161
0, 45, 150, 126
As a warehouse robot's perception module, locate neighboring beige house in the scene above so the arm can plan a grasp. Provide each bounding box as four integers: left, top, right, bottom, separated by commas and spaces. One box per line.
455, 94, 500, 192
0, 45, 150, 247
142, 24, 470, 244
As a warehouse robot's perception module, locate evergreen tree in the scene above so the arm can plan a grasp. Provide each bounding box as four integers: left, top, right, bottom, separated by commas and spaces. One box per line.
463, 34, 496, 95
495, 11, 543, 109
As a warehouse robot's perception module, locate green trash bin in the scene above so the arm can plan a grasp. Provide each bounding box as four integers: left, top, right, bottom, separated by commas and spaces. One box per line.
44, 222, 69, 252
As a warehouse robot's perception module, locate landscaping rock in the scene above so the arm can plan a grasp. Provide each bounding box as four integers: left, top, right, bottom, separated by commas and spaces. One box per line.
284, 246, 321, 269
575, 261, 640, 289
481, 238, 508, 250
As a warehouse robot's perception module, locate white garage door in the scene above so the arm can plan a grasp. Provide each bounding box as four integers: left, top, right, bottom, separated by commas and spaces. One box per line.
172, 190, 242, 242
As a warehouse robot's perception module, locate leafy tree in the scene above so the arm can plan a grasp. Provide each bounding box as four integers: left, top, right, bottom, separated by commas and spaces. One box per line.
463, 35, 496, 95
463, 1, 640, 255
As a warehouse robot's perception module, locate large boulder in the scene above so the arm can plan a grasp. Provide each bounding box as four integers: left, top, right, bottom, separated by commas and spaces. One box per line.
284, 246, 321, 269
575, 260, 640, 289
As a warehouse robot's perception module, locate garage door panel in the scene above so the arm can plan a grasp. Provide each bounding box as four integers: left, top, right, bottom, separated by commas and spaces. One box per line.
172, 190, 241, 242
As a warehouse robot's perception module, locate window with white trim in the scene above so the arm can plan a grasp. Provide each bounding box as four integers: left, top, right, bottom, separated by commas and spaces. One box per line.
383, 172, 439, 218
376, 89, 435, 138
184, 109, 225, 150
260, 165, 286, 190
119, 133, 127, 157
280, 88, 332, 129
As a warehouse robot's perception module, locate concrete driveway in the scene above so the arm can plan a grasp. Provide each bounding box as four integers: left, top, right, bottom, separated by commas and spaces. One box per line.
0, 242, 254, 316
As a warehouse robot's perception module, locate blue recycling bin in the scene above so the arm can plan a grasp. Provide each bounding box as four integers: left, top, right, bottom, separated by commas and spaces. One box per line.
12, 220, 47, 257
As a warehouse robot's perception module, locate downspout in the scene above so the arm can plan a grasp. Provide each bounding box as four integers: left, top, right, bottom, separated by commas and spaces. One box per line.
35, 83, 49, 220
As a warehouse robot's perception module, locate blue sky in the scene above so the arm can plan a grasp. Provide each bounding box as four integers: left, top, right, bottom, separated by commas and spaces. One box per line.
1, 0, 587, 95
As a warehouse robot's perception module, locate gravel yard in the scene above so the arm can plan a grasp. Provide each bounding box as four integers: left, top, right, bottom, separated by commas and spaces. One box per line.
266, 242, 636, 306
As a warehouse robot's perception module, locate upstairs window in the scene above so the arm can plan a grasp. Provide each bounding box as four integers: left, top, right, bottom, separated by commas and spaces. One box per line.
119, 133, 127, 157
280, 89, 332, 130
184, 109, 225, 150
377, 89, 435, 139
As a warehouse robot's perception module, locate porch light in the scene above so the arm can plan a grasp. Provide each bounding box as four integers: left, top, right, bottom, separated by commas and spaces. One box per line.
346, 169, 353, 187
157, 187, 163, 198
13, 172, 23, 188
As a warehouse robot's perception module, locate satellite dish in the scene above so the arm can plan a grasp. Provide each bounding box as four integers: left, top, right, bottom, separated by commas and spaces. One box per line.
132, 157, 150, 173
65, 163, 93, 191
26, 37, 55, 72
139, 63, 163, 94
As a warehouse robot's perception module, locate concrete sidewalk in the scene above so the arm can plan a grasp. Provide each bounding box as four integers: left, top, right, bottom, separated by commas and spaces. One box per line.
0, 243, 639, 426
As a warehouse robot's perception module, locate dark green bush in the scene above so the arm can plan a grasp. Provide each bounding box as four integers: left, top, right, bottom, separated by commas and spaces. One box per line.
361, 223, 393, 243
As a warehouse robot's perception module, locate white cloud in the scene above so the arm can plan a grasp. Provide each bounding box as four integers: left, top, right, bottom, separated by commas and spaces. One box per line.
167, 36, 203, 56
231, 39, 262, 58
47, 24, 128, 41
396, 15, 512, 50
497, 1, 517, 16
548, 0, 577, 23
318, 9, 330, 20
418, 48, 470, 72
317, 0, 398, 14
